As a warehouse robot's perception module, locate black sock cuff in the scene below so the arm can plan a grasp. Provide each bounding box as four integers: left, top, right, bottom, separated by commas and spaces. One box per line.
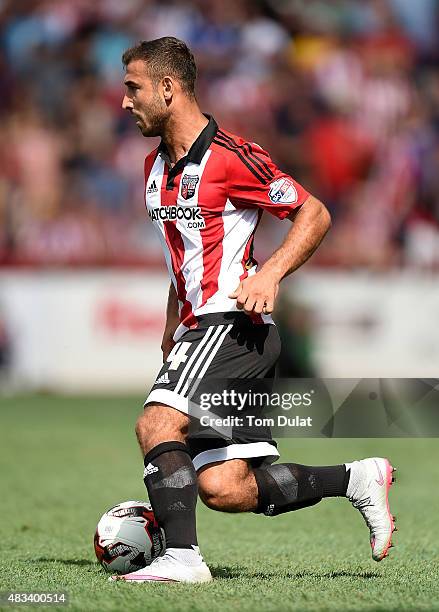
343, 467, 351, 495
314, 465, 348, 497
144, 441, 190, 466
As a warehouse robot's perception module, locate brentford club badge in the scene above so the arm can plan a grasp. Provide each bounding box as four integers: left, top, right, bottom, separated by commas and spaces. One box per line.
181, 175, 199, 200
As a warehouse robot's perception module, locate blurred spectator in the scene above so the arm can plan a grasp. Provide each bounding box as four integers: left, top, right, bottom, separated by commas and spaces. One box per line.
0, 0, 438, 269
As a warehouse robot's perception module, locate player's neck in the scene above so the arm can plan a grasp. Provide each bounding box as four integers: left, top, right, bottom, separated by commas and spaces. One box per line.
161, 106, 209, 165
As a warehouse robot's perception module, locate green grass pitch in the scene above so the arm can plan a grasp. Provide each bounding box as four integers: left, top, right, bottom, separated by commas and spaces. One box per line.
1, 395, 438, 612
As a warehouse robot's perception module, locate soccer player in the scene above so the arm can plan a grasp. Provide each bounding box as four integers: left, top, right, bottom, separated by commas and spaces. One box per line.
112, 37, 396, 583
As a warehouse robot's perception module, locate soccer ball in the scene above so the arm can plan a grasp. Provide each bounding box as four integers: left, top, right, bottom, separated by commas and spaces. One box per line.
94, 501, 165, 574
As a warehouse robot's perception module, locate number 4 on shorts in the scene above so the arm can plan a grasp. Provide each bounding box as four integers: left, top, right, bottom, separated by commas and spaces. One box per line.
166, 341, 191, 370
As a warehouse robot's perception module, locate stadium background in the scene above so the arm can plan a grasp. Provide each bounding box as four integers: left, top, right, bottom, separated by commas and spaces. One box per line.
1, 0, 439, 389
1, 2, 439, 611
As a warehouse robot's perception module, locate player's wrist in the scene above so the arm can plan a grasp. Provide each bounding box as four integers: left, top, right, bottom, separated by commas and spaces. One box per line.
164, 314, 179, 329
162, 322, 179, 342
259, 261, 284, 284
163, 330, 178, 343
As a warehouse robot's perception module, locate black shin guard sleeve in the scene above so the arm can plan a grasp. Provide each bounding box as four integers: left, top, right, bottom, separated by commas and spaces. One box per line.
254, 463, 347, 516
143, 441, 198, 549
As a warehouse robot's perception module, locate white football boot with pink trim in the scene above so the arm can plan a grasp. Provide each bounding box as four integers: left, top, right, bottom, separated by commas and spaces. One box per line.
346, 457, 397, 561
109, 547, 212, 583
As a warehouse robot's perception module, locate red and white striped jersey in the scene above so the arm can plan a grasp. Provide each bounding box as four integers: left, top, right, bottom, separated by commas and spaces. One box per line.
144, 115, 310, 341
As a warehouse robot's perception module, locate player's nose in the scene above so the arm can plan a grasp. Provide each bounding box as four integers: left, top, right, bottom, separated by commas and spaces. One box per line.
122, 95, 133, 111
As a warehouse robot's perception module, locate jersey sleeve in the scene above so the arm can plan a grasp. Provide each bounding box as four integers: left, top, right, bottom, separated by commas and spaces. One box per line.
226, 142, 310, 219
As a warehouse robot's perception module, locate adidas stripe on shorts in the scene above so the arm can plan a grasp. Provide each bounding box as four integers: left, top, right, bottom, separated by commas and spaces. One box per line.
145, 312, 281, 471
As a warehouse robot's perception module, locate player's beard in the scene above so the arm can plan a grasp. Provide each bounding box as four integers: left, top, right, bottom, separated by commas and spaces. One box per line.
137, 92, 170, 138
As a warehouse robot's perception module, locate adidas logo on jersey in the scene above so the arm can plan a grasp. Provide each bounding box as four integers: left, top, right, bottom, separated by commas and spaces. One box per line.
155, 372, 170, 385
144, 463, 159, 476
147, 180, 159, 194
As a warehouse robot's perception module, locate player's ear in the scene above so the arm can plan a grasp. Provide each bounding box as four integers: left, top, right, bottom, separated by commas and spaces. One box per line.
162, 76, 174, 102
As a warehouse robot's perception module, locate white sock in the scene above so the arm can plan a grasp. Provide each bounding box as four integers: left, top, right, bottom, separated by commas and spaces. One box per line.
165, 546, 204, 566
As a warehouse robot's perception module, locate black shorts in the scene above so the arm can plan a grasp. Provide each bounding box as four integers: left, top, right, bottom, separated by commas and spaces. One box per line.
145, 312, 281, 471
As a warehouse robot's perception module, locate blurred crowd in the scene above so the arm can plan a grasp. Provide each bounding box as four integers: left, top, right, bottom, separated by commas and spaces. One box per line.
0, 0, 438, 269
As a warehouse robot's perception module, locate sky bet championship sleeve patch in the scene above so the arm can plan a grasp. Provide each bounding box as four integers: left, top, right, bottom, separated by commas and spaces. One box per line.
268, 178, 298, 204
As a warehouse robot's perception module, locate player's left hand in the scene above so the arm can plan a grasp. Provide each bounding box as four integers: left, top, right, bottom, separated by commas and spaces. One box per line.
229, 271, 279, 315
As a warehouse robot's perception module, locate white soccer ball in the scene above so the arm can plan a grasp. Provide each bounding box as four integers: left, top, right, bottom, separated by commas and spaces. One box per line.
94, 501, 165, 574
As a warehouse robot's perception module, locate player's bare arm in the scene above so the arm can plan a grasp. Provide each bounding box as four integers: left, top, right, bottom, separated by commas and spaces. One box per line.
230, 195, 331, 314
161, 283, 179, 361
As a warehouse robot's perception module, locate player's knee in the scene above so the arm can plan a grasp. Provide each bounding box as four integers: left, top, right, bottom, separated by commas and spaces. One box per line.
135, 411, 152, 444
135, 404, 189, 451
135, 407, 161, 439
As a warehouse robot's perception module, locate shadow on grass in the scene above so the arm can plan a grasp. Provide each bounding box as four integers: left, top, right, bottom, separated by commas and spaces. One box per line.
28, 560, 380, 581
29, 558, 96, 567
211, 566, 380, 580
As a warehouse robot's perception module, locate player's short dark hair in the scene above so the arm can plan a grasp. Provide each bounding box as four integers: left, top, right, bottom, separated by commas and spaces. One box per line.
122, 37, 197, 98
